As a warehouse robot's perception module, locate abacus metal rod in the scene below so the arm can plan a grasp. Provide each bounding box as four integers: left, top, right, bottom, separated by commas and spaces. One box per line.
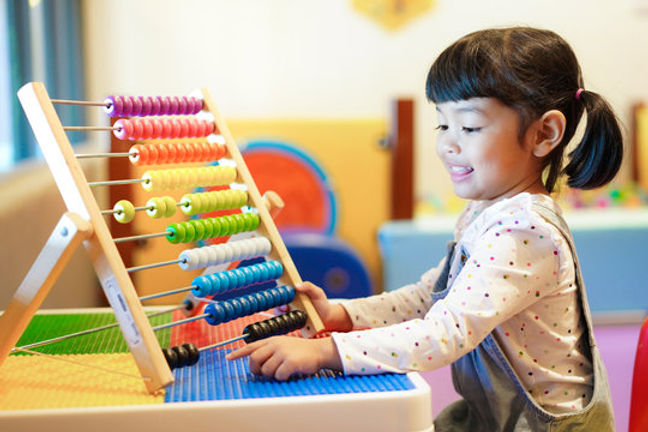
51, 99, 107, 107
63, 125, 117, 131
114, 231, 169, 244
139, 285, 195, 301
12, 306, 183, 351
199, 334, 248, 352
76, 152, 130, 159
152, 313, 209, 332
89, 178, 146, 187
127, 258, 184, 273
101, 201, 184, 216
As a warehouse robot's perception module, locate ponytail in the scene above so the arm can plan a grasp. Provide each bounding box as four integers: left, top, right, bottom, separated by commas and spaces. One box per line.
562, 90, 624, 190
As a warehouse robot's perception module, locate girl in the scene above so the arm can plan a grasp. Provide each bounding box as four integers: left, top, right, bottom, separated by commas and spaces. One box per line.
228, 27, 623, 431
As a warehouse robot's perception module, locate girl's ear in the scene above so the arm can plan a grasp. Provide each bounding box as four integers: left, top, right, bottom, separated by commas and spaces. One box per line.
532, 110, 566, 157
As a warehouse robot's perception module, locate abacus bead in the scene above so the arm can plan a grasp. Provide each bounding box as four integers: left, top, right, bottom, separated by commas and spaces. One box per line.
238, 296, 251, 316
246, 293, 259, 311
122, 96, 133, 116
193, 220, 206, 241
165, 141, 177, 162
154, 144, 168, 164
146, 198, 164, 218
113, 119, 130, 140
162, 347, 178, 369
228, 270, 241, 289
219, 217, 230, 236
244, 321, 269, 343
177, 97, 188, 115
178, 119, 189, 138
193, 98, 204, 113
132, 119, 144, 140
201, 219, 214, 239
183, 142, 195, 162
222, 301, 235, 321
151, 96, 161, 115
166, 224, 183, 244
128, 145, 143, 165
146, 144, 159, 165
160, 96, 171, 115
104, 95, 120, 116
173, 345, 189, 368
240, 266, 254, 285
228, 298, 243, 319
249, 265, 262, 283
181, 222, 196, 242
131, 96, 142, 116
151, 119, 164, 138
204, 303, 223, 326
217, 272, 230, 292
191, 276, 210, 297
169, 97, 179, 115
162, 196, 176, 217
207, 273, 221, 295
142, 119, 154, 139
179, 250, 198, 270
254, 292, 268, 311
140, 96, 152, 116
270, 261, 284, 278
183, 343, 200, 366
192, 141, 204, 161
161, 119, 173, 138
210, 218, 222, 237
284, 286, 296, 303
113, 200, 135, 223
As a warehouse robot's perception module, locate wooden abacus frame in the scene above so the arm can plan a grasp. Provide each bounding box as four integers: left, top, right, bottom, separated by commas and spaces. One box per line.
0, 82, 324, 393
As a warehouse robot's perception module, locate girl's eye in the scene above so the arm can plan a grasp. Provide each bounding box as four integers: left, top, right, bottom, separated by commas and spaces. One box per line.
435, 125, 448, 131
462, 126, 482, 133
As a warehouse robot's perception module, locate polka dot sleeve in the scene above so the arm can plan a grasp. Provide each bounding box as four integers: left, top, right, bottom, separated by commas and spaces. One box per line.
332, 211, 562, 375
339, 257, 445, 329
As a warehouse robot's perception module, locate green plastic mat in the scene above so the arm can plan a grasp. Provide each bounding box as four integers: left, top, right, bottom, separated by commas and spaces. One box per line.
13, 311, 173, 355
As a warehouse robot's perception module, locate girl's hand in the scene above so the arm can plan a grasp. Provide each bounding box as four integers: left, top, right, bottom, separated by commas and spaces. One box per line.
226, 336, 342, 381
297, 282, 353, 332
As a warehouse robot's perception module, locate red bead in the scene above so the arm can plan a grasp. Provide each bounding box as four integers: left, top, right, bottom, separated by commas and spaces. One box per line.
161, 119, 173, 138
178, 118, 189, 138
142, 119, 154, 139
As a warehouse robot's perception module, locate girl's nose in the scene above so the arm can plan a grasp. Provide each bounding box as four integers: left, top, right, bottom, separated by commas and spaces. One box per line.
439, 135, 460, 154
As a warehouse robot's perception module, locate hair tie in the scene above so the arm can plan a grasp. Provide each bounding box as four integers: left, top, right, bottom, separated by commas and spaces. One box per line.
575, 88, 585, 100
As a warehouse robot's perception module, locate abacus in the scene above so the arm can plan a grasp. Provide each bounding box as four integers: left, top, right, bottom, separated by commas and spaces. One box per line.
0, 82, 325, 393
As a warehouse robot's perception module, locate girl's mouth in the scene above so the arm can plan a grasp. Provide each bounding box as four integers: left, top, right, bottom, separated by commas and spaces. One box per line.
448, 165, 474, 182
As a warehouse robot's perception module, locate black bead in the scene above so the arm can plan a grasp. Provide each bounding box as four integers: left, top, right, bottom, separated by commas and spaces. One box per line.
183, 343, 200, 366
173, 345, 189, 368
162, 347, 178, 369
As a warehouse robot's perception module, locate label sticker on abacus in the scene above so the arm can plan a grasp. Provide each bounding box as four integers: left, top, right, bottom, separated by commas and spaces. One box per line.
104, 276, 142, 346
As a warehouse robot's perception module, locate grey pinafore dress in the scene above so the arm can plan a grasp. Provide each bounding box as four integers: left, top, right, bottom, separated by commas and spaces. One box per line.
432, 202, 615, 431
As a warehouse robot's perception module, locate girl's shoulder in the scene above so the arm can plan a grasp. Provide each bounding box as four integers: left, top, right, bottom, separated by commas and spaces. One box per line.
459, 193, 566, 242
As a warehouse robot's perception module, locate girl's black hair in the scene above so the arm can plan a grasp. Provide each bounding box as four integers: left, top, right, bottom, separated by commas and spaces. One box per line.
426, 27, 623, 193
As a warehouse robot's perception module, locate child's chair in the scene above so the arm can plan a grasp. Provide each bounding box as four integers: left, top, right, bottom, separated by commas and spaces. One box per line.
629, 316, 648, 431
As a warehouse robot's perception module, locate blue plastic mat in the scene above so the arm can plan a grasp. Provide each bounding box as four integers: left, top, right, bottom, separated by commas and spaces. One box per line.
165, 348, 415, 402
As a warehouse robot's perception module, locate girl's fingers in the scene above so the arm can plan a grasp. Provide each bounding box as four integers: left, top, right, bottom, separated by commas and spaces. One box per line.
259, 351, 284, 378
274, 360, 295, 381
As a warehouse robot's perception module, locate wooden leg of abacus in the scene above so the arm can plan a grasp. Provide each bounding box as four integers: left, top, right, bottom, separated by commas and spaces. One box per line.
0, 212, 93, 366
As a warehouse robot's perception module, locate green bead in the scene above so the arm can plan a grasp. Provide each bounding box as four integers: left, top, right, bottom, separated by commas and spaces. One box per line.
226, 215, 238, 235
211, 218, 222, 238
233, 214, 246, 233
167, 223, 184, 244
193, 220, 206, 241
202, 219, 214, 239
219, 217, 230, 236
247, 213, 260, 231
181, 221, 197, 243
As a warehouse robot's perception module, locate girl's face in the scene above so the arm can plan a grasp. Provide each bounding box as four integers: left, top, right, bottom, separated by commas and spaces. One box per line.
435, 97, 546, 201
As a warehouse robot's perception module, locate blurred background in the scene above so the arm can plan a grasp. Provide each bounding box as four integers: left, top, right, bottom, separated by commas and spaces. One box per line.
1, 0, 648, 429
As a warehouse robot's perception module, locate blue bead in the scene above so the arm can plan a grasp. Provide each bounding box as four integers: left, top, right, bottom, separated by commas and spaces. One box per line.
227, 271, 240, 290
270, 261, 284, 278
222, 301, 235, 321
207, 274, 221, 295
249, 265, 262, 283
191, 276, 210, 298
240, 266, 254, 286
259, 263, 270, 281
228, 298, 242, 319
284, 285, 296, 303
247, 294, 259, 313
238, 296, 251, 315
205, 303, 225, 326
217, 272, 230, 292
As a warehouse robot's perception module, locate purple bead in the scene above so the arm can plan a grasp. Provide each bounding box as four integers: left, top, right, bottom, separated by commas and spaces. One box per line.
160, 96, 171, 115
122, 96, 133, 116
140, 96, 152, 116
130, 96, 142, 116
192, 98, 204, 114
168, 97, 179, 115
177, 97, 188, 114
152, 96, 162, 115
104, 95, 119, 116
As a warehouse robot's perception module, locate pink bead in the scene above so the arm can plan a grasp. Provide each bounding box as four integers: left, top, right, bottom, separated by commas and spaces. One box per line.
178, 118, 189, 138
152, 97, 162, 115
204, 121, 215, 136
151, 118, 163, 137
161, 119, 173, 138
177, 97, 188, 115
122, 97, 133, 116
169, 97, 179, 115
187, 118, 198, 137
142, 119, 154, 139
130, 119, 144, 140
130, 97, 142, 116
140, 96, 152, 116
160, 97, 171, 115
114, 119, 132, 140
171, 119, 182, 138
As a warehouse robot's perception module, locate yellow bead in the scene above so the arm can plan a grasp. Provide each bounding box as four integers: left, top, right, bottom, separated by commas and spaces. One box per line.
113, 200, 135, 223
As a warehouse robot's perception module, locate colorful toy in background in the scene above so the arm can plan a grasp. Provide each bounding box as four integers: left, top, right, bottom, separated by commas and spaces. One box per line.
557, 181, 648, 210
242, 140, 372, 299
